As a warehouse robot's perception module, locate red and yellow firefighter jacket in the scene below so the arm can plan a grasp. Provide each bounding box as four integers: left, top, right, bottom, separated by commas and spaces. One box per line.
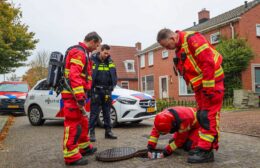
61, 42, 92, 101
175, 31, 224, 93
147, 107, 199, 155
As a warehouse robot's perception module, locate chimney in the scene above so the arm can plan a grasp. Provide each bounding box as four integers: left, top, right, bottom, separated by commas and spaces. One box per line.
198, 8, 210, 24
193, 22, 196, 26
245, 1, 248, 8
135, 42, 142, 51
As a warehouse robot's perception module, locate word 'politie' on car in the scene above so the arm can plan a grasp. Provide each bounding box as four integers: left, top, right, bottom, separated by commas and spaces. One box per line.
24, 79, 157, 127
0, 81, 29, 114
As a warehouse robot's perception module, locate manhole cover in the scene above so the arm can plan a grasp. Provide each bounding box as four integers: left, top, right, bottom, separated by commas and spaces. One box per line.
96, 147, 164, 162
96, 147, 137, 162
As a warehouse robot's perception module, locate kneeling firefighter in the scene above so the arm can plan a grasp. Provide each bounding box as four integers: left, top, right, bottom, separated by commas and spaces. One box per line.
61, 32, 102, 166
89, 44, 118, 142
147, 107, 200, 160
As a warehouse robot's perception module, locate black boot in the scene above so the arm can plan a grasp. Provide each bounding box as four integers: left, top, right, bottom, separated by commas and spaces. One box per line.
105, 129, 117, 139
66, 156, 88, 166
89, 129, 96, 142
187, 148, 214, 163
82, 146, 97, 156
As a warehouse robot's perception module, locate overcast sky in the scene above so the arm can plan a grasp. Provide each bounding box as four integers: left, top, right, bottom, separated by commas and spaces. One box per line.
1, 0, 250, 81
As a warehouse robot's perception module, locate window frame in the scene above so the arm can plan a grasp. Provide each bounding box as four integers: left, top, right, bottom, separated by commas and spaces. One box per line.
121, 81, 129, 89
141, 75, 154, 96
178, 76, 195, 96
162, 50, 169, 59
256, 24, 260, 37
124, 60, 135, 72
210, 32, 220, 44
140, 55, 145, 68
148, 52, 154, 66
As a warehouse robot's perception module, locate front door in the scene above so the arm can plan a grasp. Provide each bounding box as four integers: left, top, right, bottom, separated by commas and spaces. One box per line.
159, 76, 168, 99
255, 67, 260, 95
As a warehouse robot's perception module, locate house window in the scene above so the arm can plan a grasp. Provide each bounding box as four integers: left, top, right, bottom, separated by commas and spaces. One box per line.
141, 75, 154, 96
124, 60, 135, 72
140, 55, 145, 68
148, 52, 154, 66
210, 32, 220, 44
121, 81, 129, 89
179, 76, 194, 95
162, 50, 169, 59
256, 24, 260, 37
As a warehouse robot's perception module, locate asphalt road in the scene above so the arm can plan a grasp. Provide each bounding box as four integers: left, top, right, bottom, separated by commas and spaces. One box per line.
0, 115, 260, 168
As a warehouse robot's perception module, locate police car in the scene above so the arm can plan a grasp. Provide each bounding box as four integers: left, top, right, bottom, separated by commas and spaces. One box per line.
0, 81, 29, 114
24, 79, 156, 127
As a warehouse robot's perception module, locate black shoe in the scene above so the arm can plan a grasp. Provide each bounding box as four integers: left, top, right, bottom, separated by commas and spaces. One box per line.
105, 130, 117, 139
82, 147, 97, 156
89, 131, 96, 142
188, 148, 201, 156
187, 148, 214, 163
66, 156, 88, 166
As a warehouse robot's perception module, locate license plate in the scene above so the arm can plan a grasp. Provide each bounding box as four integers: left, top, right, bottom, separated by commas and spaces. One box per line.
147, 107, 155, 113
8, 105, 19, 108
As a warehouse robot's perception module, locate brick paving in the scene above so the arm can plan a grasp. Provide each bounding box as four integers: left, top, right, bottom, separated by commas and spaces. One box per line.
0, 111, 260, 168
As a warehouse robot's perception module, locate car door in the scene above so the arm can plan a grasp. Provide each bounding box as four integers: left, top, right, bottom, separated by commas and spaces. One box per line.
33, 80, 60, 118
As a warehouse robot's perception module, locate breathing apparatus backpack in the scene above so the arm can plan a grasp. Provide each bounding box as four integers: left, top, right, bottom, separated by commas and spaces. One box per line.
46, 45, 87, 95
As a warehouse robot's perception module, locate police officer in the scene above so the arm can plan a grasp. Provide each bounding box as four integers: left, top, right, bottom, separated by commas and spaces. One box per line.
89, 44, 117, 142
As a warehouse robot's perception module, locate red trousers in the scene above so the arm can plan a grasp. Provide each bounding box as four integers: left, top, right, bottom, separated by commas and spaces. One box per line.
195, 81, 224, 150
62, 98, 92, 164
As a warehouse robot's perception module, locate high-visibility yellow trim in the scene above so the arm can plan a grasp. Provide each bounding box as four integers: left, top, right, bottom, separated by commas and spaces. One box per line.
92, 65, 96, 69
190, 108, 198, 126
98, 67, 109, 71
190, 74, 203, 84
199, 132, 215, 142
78, 141, 91, 149
72, 86, 84, 94
148, 136, 158, 143
65, 69, 70, 78
202, 80, 215, 88
61, 90, 71, 94
70, 58, 84, 67
195, 43, 209, 56
179, 125, 191, 133
109, 63, 115, 68
215, 67, 224, 78
169, 141, 177, 151
88, 76, 92, 81
80, 73, 86, 78
63, 126, 80, 158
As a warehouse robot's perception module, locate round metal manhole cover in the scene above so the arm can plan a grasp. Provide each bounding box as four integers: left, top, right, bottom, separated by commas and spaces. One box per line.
96, 147, 137, 162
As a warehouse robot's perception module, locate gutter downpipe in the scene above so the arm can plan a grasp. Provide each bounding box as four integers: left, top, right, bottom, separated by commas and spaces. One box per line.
230, 22, 235, 39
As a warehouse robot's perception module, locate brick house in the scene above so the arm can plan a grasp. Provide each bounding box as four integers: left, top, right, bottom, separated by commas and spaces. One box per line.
136, 0, 260, 100
109, 43, 141, 90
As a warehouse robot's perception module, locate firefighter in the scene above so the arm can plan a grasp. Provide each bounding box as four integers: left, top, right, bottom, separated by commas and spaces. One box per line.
157, 29, 224, 163
147, 106, 200, 159
61, 32, 102, 166
89, 44, 118, 142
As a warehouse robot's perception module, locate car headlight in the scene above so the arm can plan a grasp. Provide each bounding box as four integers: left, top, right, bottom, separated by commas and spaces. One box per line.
117, 97, 137, 105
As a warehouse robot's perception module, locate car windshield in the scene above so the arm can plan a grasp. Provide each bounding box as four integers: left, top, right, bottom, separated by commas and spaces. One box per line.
0, 83, 29, 92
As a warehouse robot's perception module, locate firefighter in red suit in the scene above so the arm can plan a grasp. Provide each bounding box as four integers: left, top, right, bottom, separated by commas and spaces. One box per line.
61, 32, 102, 166
157, 29, 224, 163
147, 107, 199, 159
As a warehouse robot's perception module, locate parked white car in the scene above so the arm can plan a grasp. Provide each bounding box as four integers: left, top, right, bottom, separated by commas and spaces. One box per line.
24, 79, 156, 127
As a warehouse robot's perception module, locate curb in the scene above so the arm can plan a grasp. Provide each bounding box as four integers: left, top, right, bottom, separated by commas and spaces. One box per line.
0, 117, 8, 133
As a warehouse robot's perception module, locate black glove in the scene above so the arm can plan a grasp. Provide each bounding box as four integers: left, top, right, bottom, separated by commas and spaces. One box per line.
162, 149, 171, 157
77, 99, 85, 106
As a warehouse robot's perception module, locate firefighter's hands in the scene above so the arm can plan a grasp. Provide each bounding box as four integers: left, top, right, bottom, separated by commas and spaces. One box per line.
147, 152, 153, 159
77, 99, 86, 108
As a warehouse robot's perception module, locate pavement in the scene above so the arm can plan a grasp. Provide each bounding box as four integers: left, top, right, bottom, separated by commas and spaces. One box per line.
0, 116, 8, 133
0, 111, 260, 168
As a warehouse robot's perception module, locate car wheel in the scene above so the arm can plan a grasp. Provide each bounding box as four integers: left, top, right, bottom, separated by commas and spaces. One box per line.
131, 120, 143, 124
97, 107, 117, 128
28, 105, 45, 126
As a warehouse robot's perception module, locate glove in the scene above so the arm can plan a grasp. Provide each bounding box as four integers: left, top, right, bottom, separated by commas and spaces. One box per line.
162, 149, 171, 157
77, 99, 85, 107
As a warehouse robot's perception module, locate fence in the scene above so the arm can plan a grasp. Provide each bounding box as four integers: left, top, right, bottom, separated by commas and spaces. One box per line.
156, 97, 233, 112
